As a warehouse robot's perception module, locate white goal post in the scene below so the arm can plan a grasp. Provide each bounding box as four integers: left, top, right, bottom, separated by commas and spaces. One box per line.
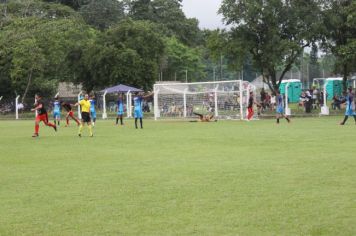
153, 80, 256, 120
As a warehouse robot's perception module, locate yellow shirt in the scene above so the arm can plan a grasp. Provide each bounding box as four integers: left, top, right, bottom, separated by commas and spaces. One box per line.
79, 100, 91, 113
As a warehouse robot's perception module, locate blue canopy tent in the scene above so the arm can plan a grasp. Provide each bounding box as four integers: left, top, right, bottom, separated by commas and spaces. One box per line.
100, 84, 143, 119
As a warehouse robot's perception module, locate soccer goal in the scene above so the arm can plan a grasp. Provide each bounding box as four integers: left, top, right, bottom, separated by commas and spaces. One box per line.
153, 80, 256, 120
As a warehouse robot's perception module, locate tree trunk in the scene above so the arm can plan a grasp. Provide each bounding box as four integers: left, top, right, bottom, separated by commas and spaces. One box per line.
342, 63, 348, 92
22, 69, 33, 104
269, 69, 280, 93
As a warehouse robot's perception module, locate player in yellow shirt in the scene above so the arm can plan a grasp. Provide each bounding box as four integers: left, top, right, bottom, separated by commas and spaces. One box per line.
74, 94, 93, 137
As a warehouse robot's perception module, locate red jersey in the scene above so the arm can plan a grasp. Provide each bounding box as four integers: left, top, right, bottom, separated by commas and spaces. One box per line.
35, 101, 47, 115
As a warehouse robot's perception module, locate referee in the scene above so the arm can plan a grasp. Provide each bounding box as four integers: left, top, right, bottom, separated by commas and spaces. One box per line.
74, 93, 93, 137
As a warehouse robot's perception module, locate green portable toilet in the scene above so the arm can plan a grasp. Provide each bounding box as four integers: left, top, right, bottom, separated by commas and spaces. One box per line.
325, 78, 343, 100
279, 79, 302, 103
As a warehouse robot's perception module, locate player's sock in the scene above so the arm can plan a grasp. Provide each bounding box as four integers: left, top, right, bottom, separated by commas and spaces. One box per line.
58, 120, 60, 126
54, 120, 56, 126
66, 117, 69, 125
120, 116, 123, 125
276, 118, 280, 124
79, 124, 83, 134
116, 117, 119, 125
35, 123, 39, 134
135, 118, 138, 129
285, 117, 290, 123
88, 125, 93, 137
140, 118, 143, 129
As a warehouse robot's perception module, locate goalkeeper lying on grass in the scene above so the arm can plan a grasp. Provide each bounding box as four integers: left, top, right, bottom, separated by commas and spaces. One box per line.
190, 112, 217, 122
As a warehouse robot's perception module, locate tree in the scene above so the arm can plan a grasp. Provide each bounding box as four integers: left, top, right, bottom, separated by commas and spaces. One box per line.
309, 44, 320, 80
220, 0, 323, 92
319, 53, 336, 78
0, 1, 94, 101
323, 0, 356, 91
41, 0, 87, 10
162, 37, 205, 82
79, 0, 125, 30
68, 20, 165, 91
0, 0, 80, 25
128, 0, 201, 46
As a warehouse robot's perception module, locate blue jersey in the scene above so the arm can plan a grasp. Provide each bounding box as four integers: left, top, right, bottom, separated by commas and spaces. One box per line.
345, 93, 355, 116
276, 94, 284, 113
134, 96, 143, 111
89, 99, 96, 112
133, 96, 143, 118
277, 95, 283, 108
117, 99, 124, 114
53, 101, 61, 112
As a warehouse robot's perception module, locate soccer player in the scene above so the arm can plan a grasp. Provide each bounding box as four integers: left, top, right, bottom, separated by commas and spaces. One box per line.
31, 94, 57, 137
61, 101, 80, 127
89, 94, 97, 127
116, 94, 124, 125
53, 96, 61, 126
192, 112, 217, 122
340, 87, 356, 125
276, 90, 291, 124
133, 92, 153, 129
74, 94, 93, 137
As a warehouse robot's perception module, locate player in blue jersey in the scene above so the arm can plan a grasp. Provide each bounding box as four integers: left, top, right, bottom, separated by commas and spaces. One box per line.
116, 94, 124, 125
133, 92, 153, 129
276, 91, 290, 124
53, 96, 61, 126
89, 95, 97, 127
340, 87, 356, 125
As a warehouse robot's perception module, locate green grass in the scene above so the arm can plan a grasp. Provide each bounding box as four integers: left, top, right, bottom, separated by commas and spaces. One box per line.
0, 117, 355, 235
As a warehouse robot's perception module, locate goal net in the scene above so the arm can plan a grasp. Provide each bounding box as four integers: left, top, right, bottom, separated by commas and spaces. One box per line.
153, 80, 256, 120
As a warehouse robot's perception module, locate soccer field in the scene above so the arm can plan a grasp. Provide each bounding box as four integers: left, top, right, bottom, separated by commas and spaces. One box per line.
0, 118, 355, 235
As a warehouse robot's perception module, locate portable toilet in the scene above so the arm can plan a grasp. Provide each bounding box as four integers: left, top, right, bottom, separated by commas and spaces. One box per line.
325, 78, 343, 100
279, 79, 302, 103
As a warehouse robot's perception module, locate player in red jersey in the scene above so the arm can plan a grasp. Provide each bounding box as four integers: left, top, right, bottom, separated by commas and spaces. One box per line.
61, 102, 80, 127
31, 94, 57, 137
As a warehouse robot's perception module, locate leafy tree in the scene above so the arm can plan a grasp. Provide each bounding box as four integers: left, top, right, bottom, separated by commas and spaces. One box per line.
68, 20, 165, 91
0, 11, 94, 101
161, 37, 205, 82
309, 44, 320, 80
79, 0, 125, 30
319, 53, 336, 77
220, 0, 324, 92
0, 0, 80, 27
323, 0, 356, 90
128, 0, 201, 46
41, 0, 87, 10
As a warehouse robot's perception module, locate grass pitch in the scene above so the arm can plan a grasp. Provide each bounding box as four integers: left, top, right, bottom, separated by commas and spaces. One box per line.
0, 117, 355, 235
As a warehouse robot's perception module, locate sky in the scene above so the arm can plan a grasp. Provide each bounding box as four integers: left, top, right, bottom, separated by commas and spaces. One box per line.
181, 0, 225, 29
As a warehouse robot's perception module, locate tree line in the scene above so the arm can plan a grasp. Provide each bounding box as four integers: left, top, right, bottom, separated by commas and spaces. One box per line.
0, 0, 355, 101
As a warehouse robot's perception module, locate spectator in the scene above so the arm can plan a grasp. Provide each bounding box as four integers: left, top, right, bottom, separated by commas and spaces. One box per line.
270, 92, 276, 110
332, 94, 341, 110
312, 88, 319, 109
319, 91, 325, 107
305, 90, 312, 113
260, 88, 266, 108
299, 92, 306, 110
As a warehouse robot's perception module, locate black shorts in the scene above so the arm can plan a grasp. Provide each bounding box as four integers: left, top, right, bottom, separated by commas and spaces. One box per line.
81, 112, 91, 123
